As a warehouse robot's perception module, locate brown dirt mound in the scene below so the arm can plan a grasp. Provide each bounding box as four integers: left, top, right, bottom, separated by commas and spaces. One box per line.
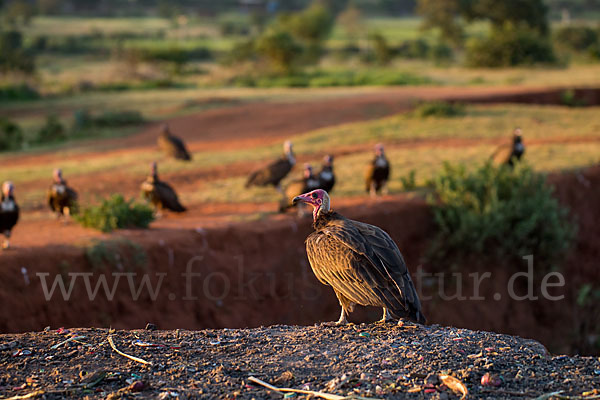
2, 324, 598, 400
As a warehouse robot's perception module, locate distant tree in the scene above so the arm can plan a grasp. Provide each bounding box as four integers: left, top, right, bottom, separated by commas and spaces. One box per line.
37, 0, 63, 15
0, 30, 35, 74
336, 4, 365, 41
417, 0, 464, 46
417, 0, 549, 46
3, 0, 36, 25
286, 2, 335, 45
255, 29, 302, 73
368, 32, 391, 65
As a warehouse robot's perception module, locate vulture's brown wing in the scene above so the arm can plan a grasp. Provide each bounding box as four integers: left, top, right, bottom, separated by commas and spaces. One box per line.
364, 162, 376, 192
490, 144, 512, 166
0, 200, 19, 233
155, 181, 186, 212
170, 136, 191, 161
246, 157, 292, 187
46, 188, 57, 212
306, 217, 423, 322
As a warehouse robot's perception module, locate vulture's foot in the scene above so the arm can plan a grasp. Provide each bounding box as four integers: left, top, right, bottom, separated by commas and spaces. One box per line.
2, 240, 10, 250
376, 308, 394, 324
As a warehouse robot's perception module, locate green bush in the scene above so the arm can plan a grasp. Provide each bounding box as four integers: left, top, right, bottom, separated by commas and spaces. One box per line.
73, 110, 145, 130
76, 194, 155, 233
466, 24, 556, 67
36, 115, 66, 143
368, 33, 392, 65
414, 101, 466, 118
218, 13, 251, 36
0, 83, 39, 102
400, 170, 417, 191
427, 163, 576, 265
0, 30, 35, 74
255, 29, 302, 73
396, 39, 430, 59
0, 118, 24, 151
555, 25, 598, 51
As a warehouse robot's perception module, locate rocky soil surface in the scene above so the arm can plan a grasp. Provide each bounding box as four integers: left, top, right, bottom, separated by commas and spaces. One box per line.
1, 323, 599, 399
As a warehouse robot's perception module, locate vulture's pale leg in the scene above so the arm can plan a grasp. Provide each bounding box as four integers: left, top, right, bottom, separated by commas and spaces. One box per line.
369, 183, 377, 198
382, 183, 389, 196
2, 239, 9, 250
377, 308, 394, 324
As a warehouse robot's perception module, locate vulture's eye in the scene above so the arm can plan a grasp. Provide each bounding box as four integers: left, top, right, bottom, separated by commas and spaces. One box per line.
311, 192, 318, 199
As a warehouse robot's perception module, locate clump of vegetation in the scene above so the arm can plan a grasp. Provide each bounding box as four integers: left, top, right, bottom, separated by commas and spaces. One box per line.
0, 30, 35, 74
414, 101, 466, 118
427, 163, 576, 266
73, 110, 145, 129
466, 24, 556, 67
0, 117, 24, 151
555, 25, 598, 52
0, 83, 39, 102
76, 194, 155, 233
36, 115, 67, 143
560, 89, 588, 107
400, 170, 417, 191
86, 238, 147, 271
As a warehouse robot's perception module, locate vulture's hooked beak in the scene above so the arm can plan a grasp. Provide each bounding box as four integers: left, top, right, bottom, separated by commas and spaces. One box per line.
293, 194, 311, 206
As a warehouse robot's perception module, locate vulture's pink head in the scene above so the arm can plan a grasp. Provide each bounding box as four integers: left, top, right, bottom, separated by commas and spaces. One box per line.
2, 181, 14, 198
151, 161, 158, 175
53, 168, 63, 182
375, 143, 385, 156
293, 189, 330, 220
323, 154, 333, 166
284, 140, 293, 155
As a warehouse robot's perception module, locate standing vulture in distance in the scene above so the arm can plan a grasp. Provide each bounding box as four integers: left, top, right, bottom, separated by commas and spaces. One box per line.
317, 154, 335, 193
365, 143, 390, 197
158, 123, 192, 161
491, 128, 525, 167
0, 182, 19, 250
293, 189, 426, 325
141, 162, 186, 214
280, 163, 321, 214
47, 168, 78, 218
246, 140, 295, 193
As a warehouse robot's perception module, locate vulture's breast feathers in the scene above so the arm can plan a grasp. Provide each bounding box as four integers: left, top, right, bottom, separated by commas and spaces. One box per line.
1, 199, 16, 212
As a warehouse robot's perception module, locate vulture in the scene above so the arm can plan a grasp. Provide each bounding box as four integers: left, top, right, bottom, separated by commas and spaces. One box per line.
158, 123, 192, 161
0, 182, 19, 250
246, 141, 295, 193
141, 162, 186, 213
317, 154, 335, 193
365, 143, 390, 197
293, 189, 426, 325
491, 128, 525, 167
47, 169, 78, 218
280, 163, 321, 214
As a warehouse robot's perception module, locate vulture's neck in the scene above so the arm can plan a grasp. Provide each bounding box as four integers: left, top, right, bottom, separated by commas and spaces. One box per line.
286, 152, 296, 166
314, 210, 339, 229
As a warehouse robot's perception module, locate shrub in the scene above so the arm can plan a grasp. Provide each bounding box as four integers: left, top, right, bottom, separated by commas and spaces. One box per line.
555, 25, 598, 51
0, 118, 24, 151
368, 33, 392, 65
73, 110, 145, 130
218, 13, 251, 36
427, 163, 576, 266
255, 29, 302, 74
0, 83, 39, 102
36, 115, 66, 143
414, 101, 466, 118
429, 41, 454, 64
466, 24, 556, 67
400, 170, 417, 191
76, 194, 155, 233
0, 30, 35, 74
396, 39, 430, 59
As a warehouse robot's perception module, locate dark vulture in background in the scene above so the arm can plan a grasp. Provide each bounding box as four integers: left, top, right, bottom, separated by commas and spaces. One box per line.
141, 162, 186, 213
293, 189, 426, 325
246, 141, 295, 193
365, 143, 390, 197
491, 128, 525, 167
280, 163, 320, 214
47, 169, 78, 218
317, 154, 335, 193
0, 182, 19, 250
158, 123, 192, 161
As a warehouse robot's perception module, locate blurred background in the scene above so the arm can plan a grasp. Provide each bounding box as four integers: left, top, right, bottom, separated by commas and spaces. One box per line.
0, 0, 599, 356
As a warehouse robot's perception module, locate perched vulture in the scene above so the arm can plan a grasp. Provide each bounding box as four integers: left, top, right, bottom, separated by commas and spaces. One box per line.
293, 189, 426, 325
0, 182, 19, 250
280, 163, 321, 213
317, 154, 335, 193
47, 169, 78, 218
158, 123, 192, 161
141, 162, 186, 213
365, 143, 390, 196
246, 141, 295, 192
491, 128, 525, 167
